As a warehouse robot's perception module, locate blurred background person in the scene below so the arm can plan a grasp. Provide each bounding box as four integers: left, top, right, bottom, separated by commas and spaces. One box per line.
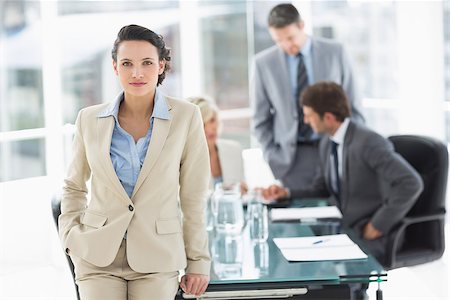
188, 96, 248, 195
252, 3, 364, 192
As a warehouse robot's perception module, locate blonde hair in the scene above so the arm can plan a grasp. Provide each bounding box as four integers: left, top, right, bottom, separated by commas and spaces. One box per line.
187, 96, 219, 124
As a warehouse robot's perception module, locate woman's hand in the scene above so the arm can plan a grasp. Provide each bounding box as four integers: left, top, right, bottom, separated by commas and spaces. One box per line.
180, 273, 209, 296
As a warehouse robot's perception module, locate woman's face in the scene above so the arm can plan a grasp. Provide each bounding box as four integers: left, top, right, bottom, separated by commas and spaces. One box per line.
204, 114, 218, 143
113, 40, 165, 97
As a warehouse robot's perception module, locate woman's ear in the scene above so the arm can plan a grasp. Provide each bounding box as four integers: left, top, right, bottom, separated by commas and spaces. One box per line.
112, 60, 119, 75
158, 60, 165, 75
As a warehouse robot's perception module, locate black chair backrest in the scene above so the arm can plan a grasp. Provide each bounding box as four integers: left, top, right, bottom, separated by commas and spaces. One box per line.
51, 193, 80, 300
388, 135, 448, 216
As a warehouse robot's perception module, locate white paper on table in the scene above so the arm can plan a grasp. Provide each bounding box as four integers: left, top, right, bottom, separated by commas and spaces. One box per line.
273, 234, 353, 249
273, 234, 368, 261
271, 206, 342, 221
280, 244, 368, 261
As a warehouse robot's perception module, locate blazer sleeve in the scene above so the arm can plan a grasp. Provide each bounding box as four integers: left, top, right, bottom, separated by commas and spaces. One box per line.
251, 59, 280, 164
58, 110, 91, 251
179, 107, 211, 275
289, 167, 330, 199
364, 137, 424, 233
339, 45, 365, 123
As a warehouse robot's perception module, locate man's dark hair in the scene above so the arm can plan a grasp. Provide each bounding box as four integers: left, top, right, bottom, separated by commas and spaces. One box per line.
268, 3, 301, 28
111, 24, 171, 86
300, 81, 351, 122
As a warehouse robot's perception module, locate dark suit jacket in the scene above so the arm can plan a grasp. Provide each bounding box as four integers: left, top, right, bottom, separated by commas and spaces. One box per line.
291, 121, 423, 256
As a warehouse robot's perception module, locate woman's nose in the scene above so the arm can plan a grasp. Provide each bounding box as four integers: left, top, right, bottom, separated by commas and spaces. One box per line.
132, 67, 144, 78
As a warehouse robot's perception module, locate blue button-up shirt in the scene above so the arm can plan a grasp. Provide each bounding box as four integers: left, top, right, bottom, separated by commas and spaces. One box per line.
97, 89, 170, 198
286, 36, 314, 104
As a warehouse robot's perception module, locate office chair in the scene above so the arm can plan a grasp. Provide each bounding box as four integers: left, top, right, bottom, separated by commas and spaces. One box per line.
384, 135, 448, 269
51, 193, 81, 300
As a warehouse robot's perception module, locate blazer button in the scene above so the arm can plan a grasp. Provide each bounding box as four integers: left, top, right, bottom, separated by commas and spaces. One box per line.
128, 205, 134, 212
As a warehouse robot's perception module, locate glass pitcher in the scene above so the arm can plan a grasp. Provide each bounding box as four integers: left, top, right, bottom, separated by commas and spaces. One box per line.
211, 183, 244, 234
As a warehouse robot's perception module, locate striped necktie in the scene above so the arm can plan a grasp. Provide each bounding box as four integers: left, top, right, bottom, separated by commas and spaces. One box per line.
296, 53, 313, 141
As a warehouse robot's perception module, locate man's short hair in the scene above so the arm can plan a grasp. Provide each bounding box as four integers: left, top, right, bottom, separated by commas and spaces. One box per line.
300, 81, 351, 122
268, 3, 301, 28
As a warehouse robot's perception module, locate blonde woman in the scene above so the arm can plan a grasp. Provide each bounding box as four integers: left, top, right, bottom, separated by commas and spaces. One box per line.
188, 96, 248, 195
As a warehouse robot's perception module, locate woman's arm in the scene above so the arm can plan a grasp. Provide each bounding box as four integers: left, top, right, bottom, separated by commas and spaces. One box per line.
58, 109, 91, 253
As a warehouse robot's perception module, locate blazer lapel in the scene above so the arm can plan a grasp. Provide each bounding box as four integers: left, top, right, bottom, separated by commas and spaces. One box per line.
340, 122, 355, 210
276, 48, 298, 117
97, 116, 131, 203
311, 38, 325, 81
323, 140, 334, 195
132, 111, 172, 199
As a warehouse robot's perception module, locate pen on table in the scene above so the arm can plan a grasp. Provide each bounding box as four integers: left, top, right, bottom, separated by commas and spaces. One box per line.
312, 238, 330, 245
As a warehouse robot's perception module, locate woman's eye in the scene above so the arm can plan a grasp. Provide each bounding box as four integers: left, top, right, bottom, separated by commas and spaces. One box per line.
122, 61, 131, 66
143, 61, 153, 65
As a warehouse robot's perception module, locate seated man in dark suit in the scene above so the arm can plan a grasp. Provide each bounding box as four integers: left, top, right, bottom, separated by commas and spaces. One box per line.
263, 81, 423, 262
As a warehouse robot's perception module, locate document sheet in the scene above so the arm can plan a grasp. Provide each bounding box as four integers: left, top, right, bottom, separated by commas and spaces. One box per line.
273, 234, 368, 261
271, 206, 342, 222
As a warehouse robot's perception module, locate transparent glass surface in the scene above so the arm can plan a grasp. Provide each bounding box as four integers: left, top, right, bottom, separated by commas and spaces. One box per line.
311, 1, 398, 99
220, 117, 250, 149
208, 199, 386, 286
0, 138, 46, 182
200, 2, 249, 110
0, 2, 44, 132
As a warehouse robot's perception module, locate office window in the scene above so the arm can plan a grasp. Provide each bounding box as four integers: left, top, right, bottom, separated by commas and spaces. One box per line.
221, 117, 251, 149
200, 3, 248, 110
311, 1, 398, 100
57, 0, 178, 15
0, 138, 46, 181
199, 1, 250, 146
443, 1, 450, 141
1, 2, 44, 132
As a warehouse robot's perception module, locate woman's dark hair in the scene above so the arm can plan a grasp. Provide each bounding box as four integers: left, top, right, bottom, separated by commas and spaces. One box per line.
300, 81, 351, 122
111, 24, 171, 86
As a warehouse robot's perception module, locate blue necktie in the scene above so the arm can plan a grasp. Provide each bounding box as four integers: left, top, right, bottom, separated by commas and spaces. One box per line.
330, 141, 341, 206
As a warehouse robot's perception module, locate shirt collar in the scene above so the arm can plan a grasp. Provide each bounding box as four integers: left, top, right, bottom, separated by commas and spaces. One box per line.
330, 118, 350, 145
97, 88, 170, 121
285, 36, 312, 59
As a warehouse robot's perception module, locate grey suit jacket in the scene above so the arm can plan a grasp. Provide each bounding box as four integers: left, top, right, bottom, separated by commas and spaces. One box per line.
291, 121, 423, 236
251, 37, 364, 179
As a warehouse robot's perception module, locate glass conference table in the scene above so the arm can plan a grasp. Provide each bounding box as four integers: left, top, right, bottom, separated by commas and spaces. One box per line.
177, 199, 387, 299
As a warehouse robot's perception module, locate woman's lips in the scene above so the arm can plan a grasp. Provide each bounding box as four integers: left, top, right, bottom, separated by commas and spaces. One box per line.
129, 82, 146, 87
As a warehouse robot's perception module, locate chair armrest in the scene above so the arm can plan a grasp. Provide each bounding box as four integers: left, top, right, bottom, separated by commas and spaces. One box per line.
400, 212, 446, 227
385, 211, 446, 268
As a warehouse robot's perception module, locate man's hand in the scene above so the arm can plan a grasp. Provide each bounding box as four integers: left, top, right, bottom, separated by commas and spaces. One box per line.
261, 184, 289, 201
180, 273, 209, 297
363, 222, 383, 240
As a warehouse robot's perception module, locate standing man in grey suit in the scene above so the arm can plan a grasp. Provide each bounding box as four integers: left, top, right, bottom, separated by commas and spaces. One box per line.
263, 81, 423, 261
252, 3, 364, 190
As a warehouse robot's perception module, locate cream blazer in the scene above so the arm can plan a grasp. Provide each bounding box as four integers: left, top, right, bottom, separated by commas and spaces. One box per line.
58, 94, 211, 275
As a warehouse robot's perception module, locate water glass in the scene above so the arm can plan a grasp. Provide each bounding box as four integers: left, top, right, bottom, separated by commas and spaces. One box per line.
248, 202, 269, 242
212, 183, 244, 234
211, 233, 243, 279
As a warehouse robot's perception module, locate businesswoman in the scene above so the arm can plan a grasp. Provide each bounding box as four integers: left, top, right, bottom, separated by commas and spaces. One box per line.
58, 25, 210, 300
188, 97, 247, 195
